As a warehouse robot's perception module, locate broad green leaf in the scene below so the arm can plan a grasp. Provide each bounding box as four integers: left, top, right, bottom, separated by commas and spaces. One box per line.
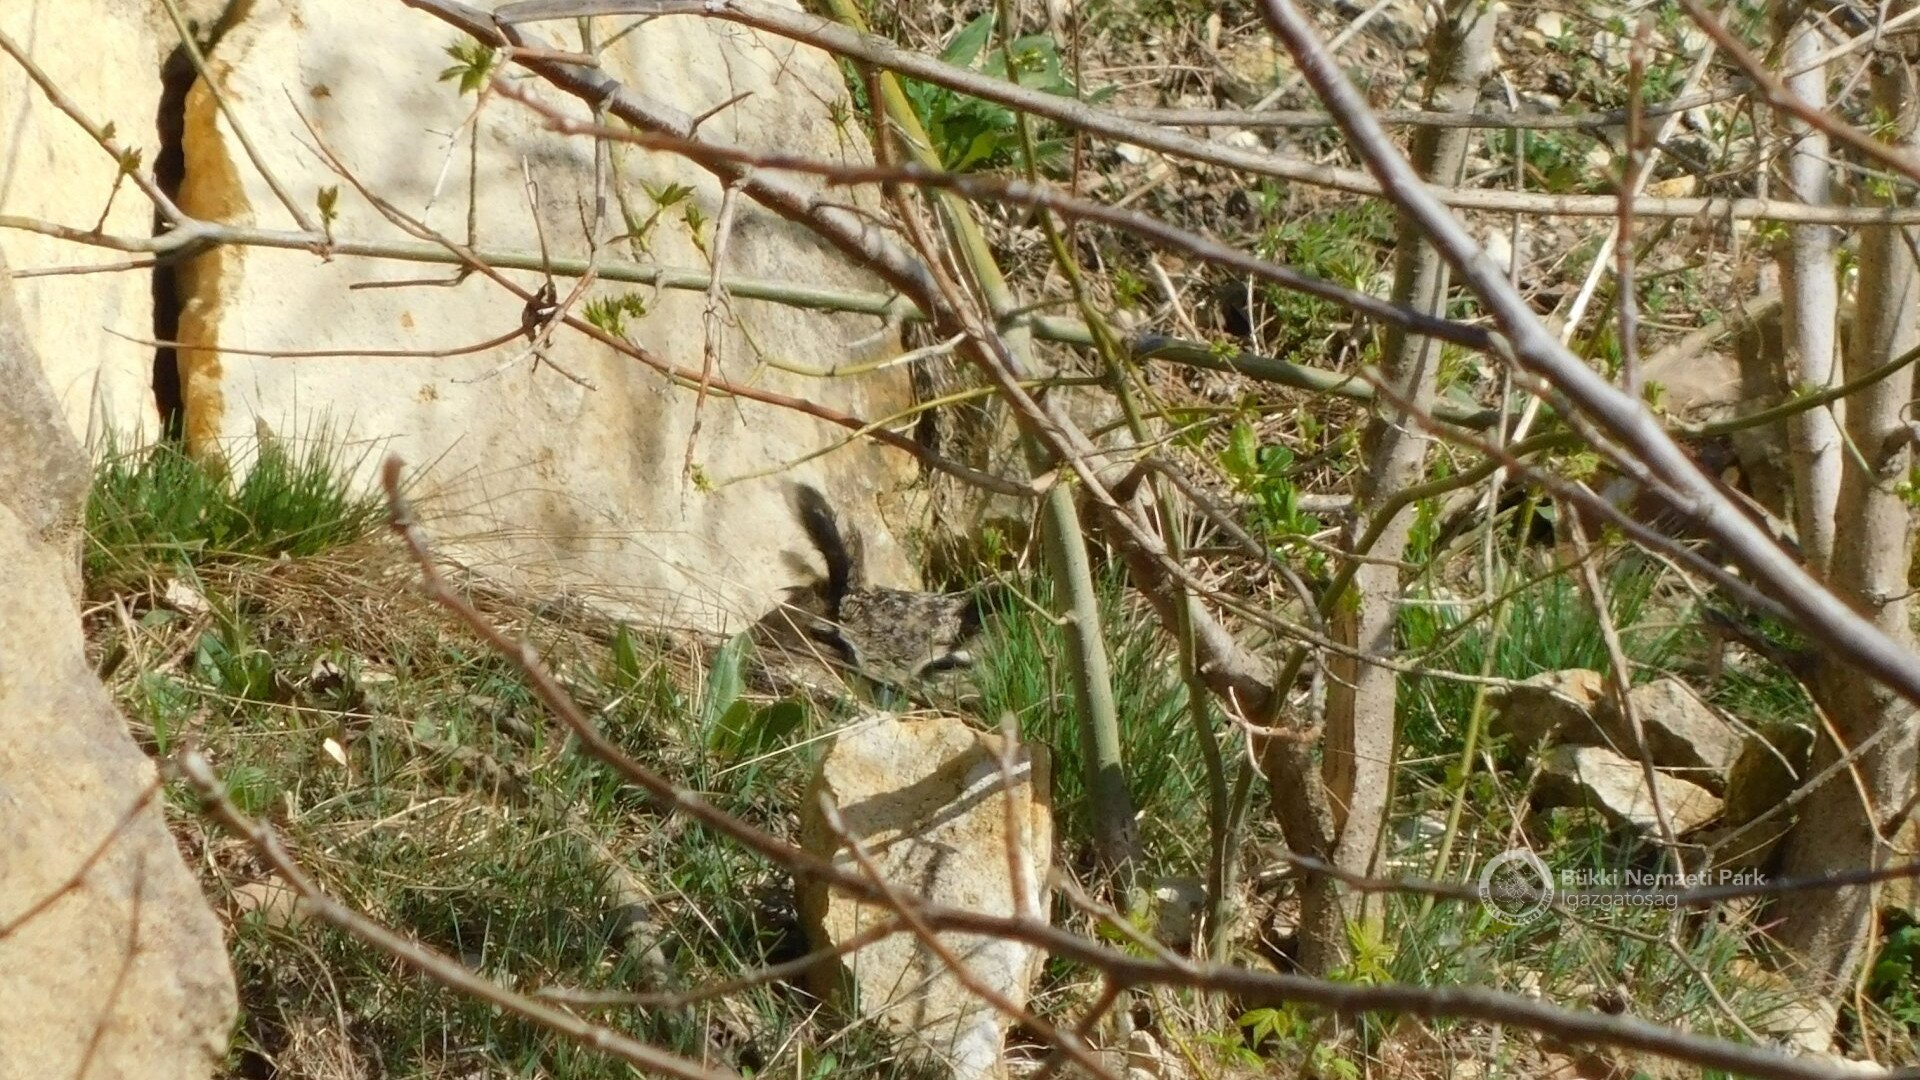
942, 12, 994, 67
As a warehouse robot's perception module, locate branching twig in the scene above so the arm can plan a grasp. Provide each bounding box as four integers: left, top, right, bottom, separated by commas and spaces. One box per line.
0, 779, 159, 939
370, 455, 1916, 1080
0, 25, 184, 224
1258, 0, 1920, 710
489, 0, 1920, 225
156, 0, 318, 231
174, 751, 744, 1080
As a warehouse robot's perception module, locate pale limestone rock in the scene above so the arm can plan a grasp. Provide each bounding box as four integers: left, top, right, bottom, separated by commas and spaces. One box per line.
0, 0, 169, 444
1492, 668, 1605, 754
1641, 345, 1742, 425
1537, 744, 1723, 836
229, 875, 305, 930
0, 254, 235, 1078
175, 0, 916, 634
1765, 997, 1838, 1057
1125, 1030, 1187, 1080
800, 715, 1052, 1080
1594, 677, 1742, 786
1150, 875, 1206, 950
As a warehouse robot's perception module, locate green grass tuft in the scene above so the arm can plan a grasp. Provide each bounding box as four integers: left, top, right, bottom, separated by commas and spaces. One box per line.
1398, 560, 1684, 762
971, 572, 1218, 876
86, 432, 384, 593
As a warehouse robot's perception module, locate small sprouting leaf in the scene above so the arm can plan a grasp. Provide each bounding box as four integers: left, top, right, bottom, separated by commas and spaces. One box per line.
711, 699, 806, 759
579, 292, 648, 334
315, 185, 339, 227
708, 699, 755, 756
948, 129, 1007, 172
583, 292, 649, 336
609, 623, 646, 686
1223, 420, 1259, 482
438, 40, 496, 95
700, 632, 749, 733
223, 764, 278, 815
645, 181, 693, 208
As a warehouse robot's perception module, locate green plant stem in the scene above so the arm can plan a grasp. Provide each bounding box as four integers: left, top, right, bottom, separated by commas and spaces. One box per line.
992, 0, 1189, 917
1418, 602, 1507, 919
828, 0, 1139, 882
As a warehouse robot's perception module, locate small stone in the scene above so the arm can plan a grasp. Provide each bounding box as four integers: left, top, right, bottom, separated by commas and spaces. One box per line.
163, 577, 212, 616
1493, 669, 1606, 754
231, 877, 307, 930
1594, 677, 1742, 786
1126, 1030, 1187, 1080
1763, 997, 1838, 1056
1483, 229, 1514, 275
1151, 876, 1207, 949
1537, 744, 1723, 835
1220, 129, 1264, 152
1647, 174, 1697, 199
1591, 29, 1632, 67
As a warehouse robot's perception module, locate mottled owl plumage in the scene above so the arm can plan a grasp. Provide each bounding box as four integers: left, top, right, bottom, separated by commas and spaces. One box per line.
754, 485, 985, 697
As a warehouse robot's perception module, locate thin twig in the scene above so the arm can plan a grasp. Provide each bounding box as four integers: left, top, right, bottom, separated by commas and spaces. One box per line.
487, 0, 1920, 224
1678, 0, 1920, 188
1258, 0, 1920, 710
156, 0, 318, 231
0, 779, 160, 939
174, 751, 742, 1080
0, 25, 184, 223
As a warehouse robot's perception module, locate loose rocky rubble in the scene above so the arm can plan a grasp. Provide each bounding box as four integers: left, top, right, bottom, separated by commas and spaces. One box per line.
1494, 669, 1812, 850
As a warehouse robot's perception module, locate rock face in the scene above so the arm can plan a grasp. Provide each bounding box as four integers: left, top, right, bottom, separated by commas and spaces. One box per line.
174, 0, 918, 634
0, 255, 236, 1078
1538, 745, 1723, 836
0, 0, 176, 445
800, 715, 1052, 1080
1697, 723, 1815, 876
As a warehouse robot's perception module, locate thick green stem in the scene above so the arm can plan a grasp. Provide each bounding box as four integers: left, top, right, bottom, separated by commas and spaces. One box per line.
828, 0, 1138, 881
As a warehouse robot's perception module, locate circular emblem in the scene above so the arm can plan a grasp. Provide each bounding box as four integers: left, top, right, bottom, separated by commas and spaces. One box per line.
1478, 848, 1554, 925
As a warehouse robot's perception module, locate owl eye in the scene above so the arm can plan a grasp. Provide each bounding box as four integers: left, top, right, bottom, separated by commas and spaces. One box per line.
917, 649, 974, 675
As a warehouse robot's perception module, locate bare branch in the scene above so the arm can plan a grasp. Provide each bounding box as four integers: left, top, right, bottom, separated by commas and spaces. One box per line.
377, 455, 1905, 1080
0, 26, 183, 223
174, 751, 745, 1080
491, 0, 1920, 224
1258, 0, 1920, 711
